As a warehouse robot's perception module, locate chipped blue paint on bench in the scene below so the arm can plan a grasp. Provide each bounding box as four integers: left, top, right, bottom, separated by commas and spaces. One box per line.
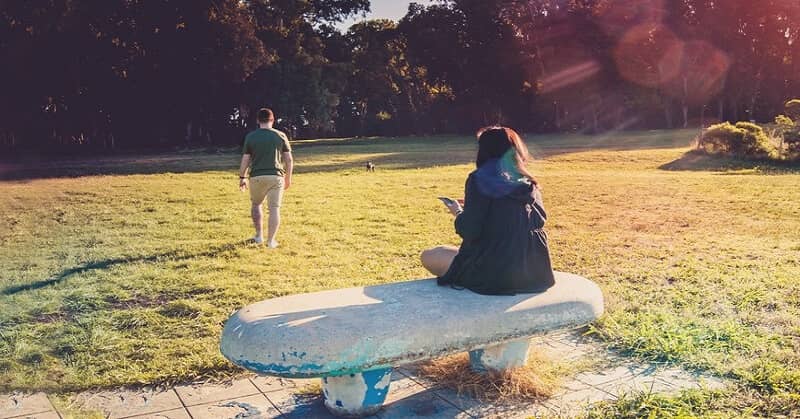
220, 271, 604, 417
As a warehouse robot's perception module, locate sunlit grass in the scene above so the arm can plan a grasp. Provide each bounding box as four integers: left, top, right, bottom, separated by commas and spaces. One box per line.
1, 130, 799, 415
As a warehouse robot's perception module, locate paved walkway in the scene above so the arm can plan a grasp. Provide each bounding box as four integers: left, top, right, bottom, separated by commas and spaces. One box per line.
1, 331, 725, 419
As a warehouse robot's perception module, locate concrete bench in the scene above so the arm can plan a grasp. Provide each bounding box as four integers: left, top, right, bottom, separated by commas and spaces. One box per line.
220, 271, 603, 417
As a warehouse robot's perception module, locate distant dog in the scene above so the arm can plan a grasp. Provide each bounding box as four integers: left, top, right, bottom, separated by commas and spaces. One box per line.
366, 161, 376, 172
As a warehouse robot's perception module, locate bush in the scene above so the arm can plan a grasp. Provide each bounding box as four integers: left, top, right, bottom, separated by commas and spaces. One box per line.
774, 114, 800, 154
774, 114, 794, 129
786, 131, 800, 154
697, 122, 775, 158
785, 99, 800, 120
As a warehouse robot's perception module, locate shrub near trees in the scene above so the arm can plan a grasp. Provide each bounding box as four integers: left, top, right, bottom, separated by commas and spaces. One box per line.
775, 99, 800, 155
697, 122, 774, 158
1, 0, 800, 152
699, 99, 800, 161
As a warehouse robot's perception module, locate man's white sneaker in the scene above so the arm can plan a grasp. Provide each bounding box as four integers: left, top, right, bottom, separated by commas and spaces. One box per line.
267, 239, 279, 249
252, 236, 264, 244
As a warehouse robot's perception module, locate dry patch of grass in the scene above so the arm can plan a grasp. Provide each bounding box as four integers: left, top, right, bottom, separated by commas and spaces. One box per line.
417, 351, 560, 402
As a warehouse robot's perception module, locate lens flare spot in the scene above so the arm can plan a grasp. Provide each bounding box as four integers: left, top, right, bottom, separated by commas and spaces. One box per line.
540, 60, 601, 93
594, 0, 666, 36
614, 24, 683, 88
664, 40, 731, 105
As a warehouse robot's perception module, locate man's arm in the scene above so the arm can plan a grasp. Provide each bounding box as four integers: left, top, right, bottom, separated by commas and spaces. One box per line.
239, 154, 251, 191
283, 152, 293, 190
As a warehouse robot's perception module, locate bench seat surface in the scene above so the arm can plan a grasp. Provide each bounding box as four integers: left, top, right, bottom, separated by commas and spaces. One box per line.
221, 271, 603, 378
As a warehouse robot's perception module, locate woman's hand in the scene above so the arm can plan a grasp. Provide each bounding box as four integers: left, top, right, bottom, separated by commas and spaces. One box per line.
239, 178, 248, 192
446, 201, 463, 216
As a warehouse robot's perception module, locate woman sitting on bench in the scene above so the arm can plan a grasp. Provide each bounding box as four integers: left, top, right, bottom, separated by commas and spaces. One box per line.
421, 126, 555, 295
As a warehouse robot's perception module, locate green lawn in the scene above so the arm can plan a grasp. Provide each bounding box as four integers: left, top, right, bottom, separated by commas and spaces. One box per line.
1, 130, 799, 416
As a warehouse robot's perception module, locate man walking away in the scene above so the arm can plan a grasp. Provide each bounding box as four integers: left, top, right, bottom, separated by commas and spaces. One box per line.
238, 108, 293, 248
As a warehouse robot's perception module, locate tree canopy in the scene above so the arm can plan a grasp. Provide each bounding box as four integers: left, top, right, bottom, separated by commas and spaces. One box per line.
1, 0, 799, 151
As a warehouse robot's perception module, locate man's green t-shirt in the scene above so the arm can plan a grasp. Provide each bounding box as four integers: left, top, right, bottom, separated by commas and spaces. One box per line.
243, 128, 292, 177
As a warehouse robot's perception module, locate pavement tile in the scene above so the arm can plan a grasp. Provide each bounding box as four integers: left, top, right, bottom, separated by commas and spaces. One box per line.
394, 363, 439, 389
394, 366, 413, 379
558, 379, 595, 393
552, 386, 615, 404
0, 393, 55, 419
174, 378, 260, 407
547, 386, 615, 418
266, 389, 333, 418
546, 402, 595, 419
250, 375, 317, 394
572, 364, 647, 387
377, 389, 463, 419
429, 385, 552, 419
547, 330, 587, 347
73, 388, 182, 419
595, 373, 666, 397
529, 329, 605, 364
6, 411, 61, 419
383, 376, 427, 405
655, 369, 726, 391
694, 375, 727, 390
124, 408, 191, 419
186, 394, 280, 419
509, 405, 560, 419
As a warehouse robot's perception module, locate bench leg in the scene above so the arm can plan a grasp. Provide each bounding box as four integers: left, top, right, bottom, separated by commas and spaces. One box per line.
321, 367, 392, 417
469, 338, 530, 372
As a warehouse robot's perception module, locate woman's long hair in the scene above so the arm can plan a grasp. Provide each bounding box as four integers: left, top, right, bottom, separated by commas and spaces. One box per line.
476, 126, 539, 186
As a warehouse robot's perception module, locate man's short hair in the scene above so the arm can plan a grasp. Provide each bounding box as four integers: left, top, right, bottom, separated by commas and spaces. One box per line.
257, 108, 274, 124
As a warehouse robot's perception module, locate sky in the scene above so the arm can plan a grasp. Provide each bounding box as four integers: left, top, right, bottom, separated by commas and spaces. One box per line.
337, 0, 421, 30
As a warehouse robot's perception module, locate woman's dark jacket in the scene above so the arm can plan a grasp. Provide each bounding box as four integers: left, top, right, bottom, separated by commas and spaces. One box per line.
438, 171, 555, 295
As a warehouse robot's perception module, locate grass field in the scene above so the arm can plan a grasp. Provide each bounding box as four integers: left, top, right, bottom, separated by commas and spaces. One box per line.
1, 130, 799, 416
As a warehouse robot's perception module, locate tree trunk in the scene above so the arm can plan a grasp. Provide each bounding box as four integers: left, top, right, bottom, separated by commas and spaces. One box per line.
405, 89, 417, 134
700, 104, 705, 128
360, 101, 368, 136
665, 104, 673, 129
749, 71, 763, 122
682, 105, 689, 128
663, 95, 673, 128
554, 102, 561, 130
682, 77, 689, 128
186, 122, 193, 144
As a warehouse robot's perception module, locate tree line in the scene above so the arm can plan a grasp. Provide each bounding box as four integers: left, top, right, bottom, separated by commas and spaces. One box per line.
2, 0, 799, 152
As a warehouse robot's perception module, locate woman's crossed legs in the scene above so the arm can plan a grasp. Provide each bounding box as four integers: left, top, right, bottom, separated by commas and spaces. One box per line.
420, 245, 458, 277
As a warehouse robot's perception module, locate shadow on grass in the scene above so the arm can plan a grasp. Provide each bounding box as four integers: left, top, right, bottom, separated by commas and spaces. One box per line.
0, 150, 241, 181
659, 150, 800, 174
1, 241, 244, 296
1, 130, 698, 181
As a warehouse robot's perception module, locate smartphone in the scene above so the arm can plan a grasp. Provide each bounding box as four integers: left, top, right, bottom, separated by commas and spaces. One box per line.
438, 197, 459, 208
